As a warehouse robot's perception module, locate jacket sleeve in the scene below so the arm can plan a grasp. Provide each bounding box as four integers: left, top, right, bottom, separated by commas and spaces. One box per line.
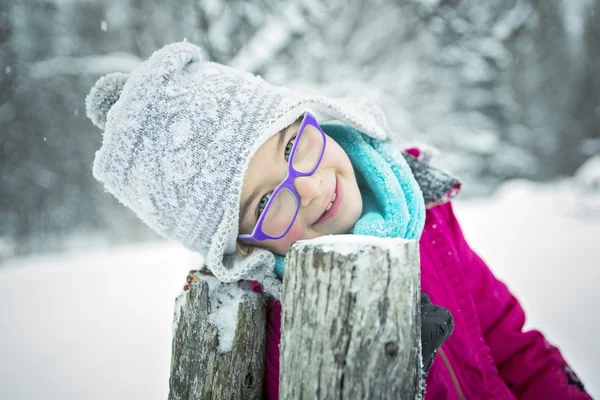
442, 202, 592, 400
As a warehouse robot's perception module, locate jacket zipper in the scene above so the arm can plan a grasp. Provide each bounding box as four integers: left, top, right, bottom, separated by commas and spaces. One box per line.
438, 348, 466, 400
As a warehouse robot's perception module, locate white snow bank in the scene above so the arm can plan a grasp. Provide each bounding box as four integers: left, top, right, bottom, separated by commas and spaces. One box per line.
569, 154, 600, 216
0, 242, 196, 400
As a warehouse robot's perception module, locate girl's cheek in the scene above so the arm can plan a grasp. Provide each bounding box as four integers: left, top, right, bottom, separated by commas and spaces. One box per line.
277, 221, 305, 252
261, 221, 305, 254
284, 222, 305, 243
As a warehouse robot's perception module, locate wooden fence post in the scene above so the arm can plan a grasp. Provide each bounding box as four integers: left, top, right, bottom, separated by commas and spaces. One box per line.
279, 235, 423, 400
168, 278, 266, 400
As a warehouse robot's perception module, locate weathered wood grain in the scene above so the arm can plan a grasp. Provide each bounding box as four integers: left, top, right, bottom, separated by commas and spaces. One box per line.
279, 236, 422, 400
168, 280, 266, 400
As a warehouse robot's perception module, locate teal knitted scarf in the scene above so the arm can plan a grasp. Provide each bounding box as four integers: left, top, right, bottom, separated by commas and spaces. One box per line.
274, 123, 426, 278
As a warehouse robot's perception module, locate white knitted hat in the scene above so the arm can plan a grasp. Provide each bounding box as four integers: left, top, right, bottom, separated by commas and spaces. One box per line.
86, 41, 390, 293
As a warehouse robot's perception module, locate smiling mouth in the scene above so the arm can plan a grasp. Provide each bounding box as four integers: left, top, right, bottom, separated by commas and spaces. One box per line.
325, 192, 337, 212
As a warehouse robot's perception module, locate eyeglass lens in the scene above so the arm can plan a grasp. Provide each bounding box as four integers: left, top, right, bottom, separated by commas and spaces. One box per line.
261, 124, 324, 236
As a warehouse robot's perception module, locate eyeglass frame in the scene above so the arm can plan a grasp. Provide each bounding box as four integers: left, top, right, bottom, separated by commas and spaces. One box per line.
237, 111, 327, 243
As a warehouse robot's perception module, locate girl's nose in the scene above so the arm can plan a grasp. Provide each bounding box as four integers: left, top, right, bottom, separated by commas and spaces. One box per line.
294, 173, 322, 208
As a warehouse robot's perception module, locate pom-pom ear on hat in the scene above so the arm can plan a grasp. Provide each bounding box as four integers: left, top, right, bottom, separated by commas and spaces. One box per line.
142, 41, 203, 79
85, 72, 129, 130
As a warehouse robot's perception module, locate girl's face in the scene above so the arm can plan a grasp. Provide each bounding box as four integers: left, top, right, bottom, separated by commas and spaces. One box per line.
239, 119, 362, 255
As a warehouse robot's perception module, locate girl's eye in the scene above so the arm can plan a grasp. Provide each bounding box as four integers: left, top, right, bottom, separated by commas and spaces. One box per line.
254, 133, 296, 219
256, 192, 272, 217
284, 136, 297, 161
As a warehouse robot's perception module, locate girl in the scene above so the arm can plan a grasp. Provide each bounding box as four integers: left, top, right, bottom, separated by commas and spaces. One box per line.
86, 42, 591, 399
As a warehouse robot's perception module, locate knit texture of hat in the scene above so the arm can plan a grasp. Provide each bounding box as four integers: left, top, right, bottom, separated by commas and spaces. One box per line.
86, 41, 391, 292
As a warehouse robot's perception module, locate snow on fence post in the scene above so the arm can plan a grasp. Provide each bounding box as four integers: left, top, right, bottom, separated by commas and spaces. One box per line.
168, 278, 266, 400
279, 235, 423, 400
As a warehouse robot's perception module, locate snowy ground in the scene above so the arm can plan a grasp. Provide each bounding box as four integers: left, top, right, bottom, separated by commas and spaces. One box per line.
0, 180, 598, 400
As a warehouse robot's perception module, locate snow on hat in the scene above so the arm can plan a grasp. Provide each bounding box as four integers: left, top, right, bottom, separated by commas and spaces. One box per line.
86, 41, 390, 293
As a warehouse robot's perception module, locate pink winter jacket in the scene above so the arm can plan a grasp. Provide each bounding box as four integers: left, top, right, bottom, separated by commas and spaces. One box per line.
260, 202, 591, 399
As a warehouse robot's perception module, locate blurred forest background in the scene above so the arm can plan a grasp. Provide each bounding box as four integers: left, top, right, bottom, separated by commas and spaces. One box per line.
1, 0, 600, 257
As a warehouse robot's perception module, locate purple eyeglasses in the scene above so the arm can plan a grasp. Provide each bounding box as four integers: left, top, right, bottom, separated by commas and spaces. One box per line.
238, 112, 327, 243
